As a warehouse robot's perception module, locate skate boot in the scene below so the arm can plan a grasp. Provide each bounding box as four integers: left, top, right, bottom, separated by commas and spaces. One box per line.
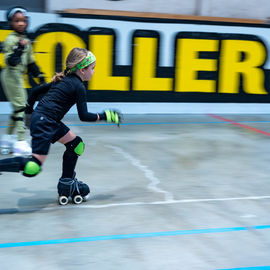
12, 140, 32, 157
0, 134, 17, 155
57, 173, 90, 205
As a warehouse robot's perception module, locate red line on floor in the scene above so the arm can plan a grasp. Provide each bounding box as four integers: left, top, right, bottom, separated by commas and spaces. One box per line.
207, 114, 270, 137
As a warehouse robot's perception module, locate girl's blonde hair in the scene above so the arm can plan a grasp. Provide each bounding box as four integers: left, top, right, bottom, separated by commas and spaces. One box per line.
52, 47, 88, 83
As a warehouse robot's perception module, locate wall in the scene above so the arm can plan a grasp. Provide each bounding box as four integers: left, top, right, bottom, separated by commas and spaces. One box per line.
1, 10, 270, 114
0, 0, 45, 12
200, 0, 270, 20
46, 0, 198, 16
46, 0, 270, 21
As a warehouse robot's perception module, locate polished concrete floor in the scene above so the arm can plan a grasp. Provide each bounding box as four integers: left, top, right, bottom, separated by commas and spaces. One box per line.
0, 113, 270, 270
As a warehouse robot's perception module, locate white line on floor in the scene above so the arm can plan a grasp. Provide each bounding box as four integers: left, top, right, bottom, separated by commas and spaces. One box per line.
37, 195, 270, 211
106, 145, 174, 201
2, 195, 269, 214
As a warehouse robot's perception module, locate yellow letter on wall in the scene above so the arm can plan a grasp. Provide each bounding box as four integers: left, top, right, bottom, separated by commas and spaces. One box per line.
175, 38, 218, 93
132, 37, 172, 91
0, 30, 12, 68
219, 40, 267, 94
33, 32, 85, 81
89, 35, 129, 91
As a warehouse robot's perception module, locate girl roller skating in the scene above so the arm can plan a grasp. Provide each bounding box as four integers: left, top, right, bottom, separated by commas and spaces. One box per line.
0, 47, 122, 205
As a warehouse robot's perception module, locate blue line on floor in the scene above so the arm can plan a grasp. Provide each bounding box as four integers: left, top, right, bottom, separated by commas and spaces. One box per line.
0, 120, 270, 128
0, 224, 269, 248
218, 267, 270, 270
69, 120, 270, 127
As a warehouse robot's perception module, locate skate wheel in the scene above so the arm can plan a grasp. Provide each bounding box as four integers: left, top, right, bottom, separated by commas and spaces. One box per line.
59, 196, 69, 205
73, 195, 83, 204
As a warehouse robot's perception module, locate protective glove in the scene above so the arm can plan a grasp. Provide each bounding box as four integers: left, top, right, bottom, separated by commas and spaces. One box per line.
104, 109, 122, 126
7, 42, 25, 66
38, 74, 46, 84
17, 41, 25, 51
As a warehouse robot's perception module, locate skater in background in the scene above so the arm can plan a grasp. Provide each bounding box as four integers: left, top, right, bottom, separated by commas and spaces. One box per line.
0, 6, 45, 156
0, 47, 121, 204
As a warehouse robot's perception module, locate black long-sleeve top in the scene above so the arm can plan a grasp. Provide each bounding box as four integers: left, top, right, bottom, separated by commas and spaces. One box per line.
27, 73, 105, 122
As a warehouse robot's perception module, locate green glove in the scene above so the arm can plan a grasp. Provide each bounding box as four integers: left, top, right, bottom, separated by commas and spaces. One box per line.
104, 110, 122, 126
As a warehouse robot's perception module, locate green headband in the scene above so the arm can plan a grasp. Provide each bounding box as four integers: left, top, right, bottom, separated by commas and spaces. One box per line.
70, 51, 96, 72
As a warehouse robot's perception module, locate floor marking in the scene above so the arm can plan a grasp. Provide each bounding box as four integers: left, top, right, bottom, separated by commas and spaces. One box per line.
1, 119, 270, 129
240, 214, 257, 218
107, 145, 174, 201
218, 267, 270, 270
1, 224, 270, 248
208, 114, 270, 136
63, 195, 270, 209
42, 119, 270, 127
1, 195, 270, 214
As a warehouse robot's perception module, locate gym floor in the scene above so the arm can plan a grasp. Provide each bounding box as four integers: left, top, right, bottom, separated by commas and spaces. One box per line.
0, 113, 270, 270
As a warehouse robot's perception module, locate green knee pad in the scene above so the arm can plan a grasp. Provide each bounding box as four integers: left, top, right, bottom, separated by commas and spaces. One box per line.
23, 160, 41, 177
64, 136, 85, 157
74, 141, 85, 156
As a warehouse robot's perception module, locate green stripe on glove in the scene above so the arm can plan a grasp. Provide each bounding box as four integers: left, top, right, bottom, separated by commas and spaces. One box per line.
105, 110, 122, 126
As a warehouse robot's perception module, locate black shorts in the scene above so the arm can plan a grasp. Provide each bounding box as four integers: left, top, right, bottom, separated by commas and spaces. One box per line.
30, 112, 70, 155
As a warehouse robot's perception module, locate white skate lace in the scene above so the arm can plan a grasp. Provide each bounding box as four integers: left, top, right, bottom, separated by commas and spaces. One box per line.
59, 177, 81, 196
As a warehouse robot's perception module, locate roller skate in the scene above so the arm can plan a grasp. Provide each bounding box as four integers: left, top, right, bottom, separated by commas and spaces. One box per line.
57, 173, 90, 205
12, 140, 32, 157
0, 134, 17, 155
